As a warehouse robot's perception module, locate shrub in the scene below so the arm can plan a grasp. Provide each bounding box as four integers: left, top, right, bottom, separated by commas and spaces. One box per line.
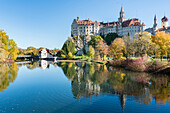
68, 52, 73, 59
125, 58, 146, 72
109, 59, 123, 67
147, 59, 167, 72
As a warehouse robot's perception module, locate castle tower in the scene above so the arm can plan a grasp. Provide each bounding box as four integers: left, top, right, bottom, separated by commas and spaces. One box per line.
118, 6, 126, 23
161, 16, 168, 28
153, 15, 158, 34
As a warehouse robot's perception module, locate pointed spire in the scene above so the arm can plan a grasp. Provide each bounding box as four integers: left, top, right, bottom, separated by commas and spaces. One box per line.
121, 6, 124, 12
154, 14, 157, 20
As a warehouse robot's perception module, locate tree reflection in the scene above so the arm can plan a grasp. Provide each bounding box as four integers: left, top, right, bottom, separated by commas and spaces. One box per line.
0, 63, 18, 92
58, 62, 170, 105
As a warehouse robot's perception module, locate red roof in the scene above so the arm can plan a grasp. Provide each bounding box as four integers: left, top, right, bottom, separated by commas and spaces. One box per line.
162, 16, 168, 22
156, 27, 169, 32
122, 18, 145, 27
76, 19, 101, 26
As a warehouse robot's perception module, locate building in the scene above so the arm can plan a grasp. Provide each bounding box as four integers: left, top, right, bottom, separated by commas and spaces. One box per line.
39, 49, 53, 59
71, 6, 146, 38
145, 15, 170, 35
71, 17, 101, 36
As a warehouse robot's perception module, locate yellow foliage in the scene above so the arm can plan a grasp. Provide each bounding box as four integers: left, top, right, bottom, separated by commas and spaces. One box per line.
109, 38, 126, 60
152, 31, 170, 57
61, 54, 66, 58
68, 52, 73, 59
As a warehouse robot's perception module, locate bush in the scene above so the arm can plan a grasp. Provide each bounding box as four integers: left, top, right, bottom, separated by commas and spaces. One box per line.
147, 59, 167, 72
109, 59, 123, 67
68, 52, 73, 60
125, 58, 146, 72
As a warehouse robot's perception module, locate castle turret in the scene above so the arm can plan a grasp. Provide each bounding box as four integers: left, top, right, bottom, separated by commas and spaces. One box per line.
161, 16, 168, 28
153, 15, 158, 34
118, 6, 126, 23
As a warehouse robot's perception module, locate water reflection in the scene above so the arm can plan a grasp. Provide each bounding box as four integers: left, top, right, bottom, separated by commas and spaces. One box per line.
0, 63, 18, 92
57, 62, 170, 106
0, 60, 170, 111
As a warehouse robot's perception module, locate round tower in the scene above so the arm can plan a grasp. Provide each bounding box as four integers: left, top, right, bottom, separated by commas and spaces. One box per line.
161, 16, 168, 28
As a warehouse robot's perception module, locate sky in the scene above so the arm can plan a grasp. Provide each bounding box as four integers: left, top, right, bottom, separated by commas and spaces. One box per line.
0, 0, 169, 49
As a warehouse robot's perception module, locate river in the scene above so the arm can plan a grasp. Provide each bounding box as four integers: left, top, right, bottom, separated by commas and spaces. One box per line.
0, 60, 169, 113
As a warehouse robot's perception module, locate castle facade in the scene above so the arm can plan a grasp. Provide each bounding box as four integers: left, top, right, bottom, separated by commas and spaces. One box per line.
71, 7, 146, 38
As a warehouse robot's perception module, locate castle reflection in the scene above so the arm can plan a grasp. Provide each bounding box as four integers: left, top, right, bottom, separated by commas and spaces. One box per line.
1, 61, 169, 111
57, 62, 170, 111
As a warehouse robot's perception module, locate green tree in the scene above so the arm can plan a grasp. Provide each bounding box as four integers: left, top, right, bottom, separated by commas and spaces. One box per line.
88, 45, 95, 59
88, 35, 103, 48
104, 33, 118, 45
26, 46, 39, 55
61, 40, 76, 55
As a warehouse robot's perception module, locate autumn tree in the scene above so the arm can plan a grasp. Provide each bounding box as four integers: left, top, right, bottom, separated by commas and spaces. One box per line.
151, 32, 170, 59
0, 40, 7, 61
109, 38, 126, 60
0, 30, 18, 60
95, 40, 108, 60
132, 32, 153, 57
122, 36, 132, 58
8, 39, 19, 60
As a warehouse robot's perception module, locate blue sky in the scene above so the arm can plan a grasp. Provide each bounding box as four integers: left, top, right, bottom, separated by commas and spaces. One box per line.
0, 0, 169, 49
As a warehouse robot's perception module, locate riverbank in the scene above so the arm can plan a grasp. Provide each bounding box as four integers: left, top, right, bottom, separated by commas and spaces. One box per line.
107, 56, 170, 74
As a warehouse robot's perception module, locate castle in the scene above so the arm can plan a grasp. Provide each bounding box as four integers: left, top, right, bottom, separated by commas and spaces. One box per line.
71, 6, 146, 38
145, 15, 170, 34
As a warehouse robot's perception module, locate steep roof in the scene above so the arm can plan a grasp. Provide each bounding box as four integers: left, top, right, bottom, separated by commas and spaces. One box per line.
162, 16, 168, 22
122, 18, 145, 27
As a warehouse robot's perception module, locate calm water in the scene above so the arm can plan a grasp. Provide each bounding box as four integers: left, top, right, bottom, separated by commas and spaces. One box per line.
0, 60, 169, 113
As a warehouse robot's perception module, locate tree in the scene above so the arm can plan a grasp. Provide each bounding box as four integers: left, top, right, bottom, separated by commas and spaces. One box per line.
88, 45, 95, 59
62, 40, 76, 55
8, 39, 19, 60
104, 33, 118, 45
0, 40, 8, 61
151, 32, 170, 59
95, 40, 108, 60
122, 36, 132, 58
26, 46, 39, 55
88, 35, 103, 48
132, 32, 153, 57
0, 30, 18, 60
109, 38, 126, 60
